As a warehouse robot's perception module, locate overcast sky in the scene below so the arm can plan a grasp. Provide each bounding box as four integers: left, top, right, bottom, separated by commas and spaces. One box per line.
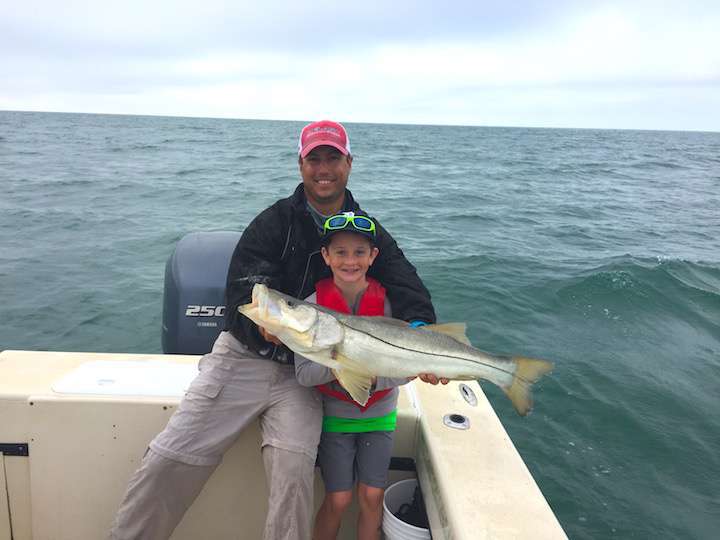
2, 1, 719, 131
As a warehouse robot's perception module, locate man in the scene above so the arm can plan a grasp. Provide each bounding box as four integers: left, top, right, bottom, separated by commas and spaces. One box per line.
109, 120, 441, 540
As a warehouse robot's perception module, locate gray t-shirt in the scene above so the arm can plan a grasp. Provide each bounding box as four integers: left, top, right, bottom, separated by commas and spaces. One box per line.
305, 201, 329, 231
294, 291, 408, 419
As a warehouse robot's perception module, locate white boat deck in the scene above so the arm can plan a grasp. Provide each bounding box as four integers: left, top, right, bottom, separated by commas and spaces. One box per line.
0, 349, 567, 539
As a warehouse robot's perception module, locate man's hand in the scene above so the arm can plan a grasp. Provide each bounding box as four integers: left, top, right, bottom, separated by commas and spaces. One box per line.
258, 326, 282, 345
418, 373, 450, 385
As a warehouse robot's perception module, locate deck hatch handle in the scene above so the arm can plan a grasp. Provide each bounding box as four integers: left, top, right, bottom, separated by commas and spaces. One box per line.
443, 414, 470, 430
459, 383, 478, 406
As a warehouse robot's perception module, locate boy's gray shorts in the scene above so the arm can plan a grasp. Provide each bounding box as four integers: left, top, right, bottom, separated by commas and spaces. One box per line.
318, 430, 394, 492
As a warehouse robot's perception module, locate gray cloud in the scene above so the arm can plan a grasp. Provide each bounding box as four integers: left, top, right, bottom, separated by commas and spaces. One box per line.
2, 0, 719, 130
1, 1, 600, 57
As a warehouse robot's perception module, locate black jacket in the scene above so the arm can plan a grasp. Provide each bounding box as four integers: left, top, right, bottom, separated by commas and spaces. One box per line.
224, 183, 436, 361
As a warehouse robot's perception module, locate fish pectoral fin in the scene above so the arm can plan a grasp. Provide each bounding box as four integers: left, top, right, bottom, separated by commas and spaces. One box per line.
422, 322, 472, 345
332, 366, 373, 407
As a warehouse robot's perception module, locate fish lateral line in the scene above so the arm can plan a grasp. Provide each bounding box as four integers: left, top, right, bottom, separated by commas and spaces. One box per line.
341, 323, 525, 382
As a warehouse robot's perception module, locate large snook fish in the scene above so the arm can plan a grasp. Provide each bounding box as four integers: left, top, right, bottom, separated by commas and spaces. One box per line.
239, 284, 553, 416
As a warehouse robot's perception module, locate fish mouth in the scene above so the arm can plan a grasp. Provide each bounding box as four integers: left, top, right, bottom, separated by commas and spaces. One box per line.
237, 283, 266, 318
251, 283, 284, 323
251, 284, 274, 320
240, 283, 317, 333
252, 283, 266, 310
251, 283, 265, 304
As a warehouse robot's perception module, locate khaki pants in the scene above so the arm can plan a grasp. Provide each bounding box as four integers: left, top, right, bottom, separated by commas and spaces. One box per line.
109, 332, 323, 540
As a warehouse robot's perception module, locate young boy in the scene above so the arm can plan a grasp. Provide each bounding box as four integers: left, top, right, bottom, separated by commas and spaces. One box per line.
294, 212, 411, 540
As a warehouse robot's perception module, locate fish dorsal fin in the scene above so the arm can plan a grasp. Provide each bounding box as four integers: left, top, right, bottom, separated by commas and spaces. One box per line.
422, 322, 472, 345
331, 360, 374, 406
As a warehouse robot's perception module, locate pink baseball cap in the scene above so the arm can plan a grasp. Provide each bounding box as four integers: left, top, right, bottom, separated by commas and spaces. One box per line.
298, 120, 351, 158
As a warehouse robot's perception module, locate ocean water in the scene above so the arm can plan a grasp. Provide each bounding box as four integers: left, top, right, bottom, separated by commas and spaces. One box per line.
1, 111, 719, 539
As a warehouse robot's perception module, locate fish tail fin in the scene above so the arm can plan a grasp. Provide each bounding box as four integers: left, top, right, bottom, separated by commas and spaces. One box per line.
500, 357, 553, 416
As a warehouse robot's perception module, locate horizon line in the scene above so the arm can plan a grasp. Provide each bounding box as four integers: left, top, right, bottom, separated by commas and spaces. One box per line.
1, 107, 718, 135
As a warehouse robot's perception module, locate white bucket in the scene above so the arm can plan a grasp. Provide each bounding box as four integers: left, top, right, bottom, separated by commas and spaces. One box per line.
382, 478, 431, 540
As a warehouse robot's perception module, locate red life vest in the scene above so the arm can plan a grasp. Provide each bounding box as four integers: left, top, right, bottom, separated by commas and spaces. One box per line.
314, 277, 392, 412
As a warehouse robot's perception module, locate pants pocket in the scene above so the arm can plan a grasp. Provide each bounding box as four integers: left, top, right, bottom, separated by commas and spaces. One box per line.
186, 379, 224, 399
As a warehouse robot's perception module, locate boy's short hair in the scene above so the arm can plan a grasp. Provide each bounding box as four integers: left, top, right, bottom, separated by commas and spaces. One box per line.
322, 230, 376, 249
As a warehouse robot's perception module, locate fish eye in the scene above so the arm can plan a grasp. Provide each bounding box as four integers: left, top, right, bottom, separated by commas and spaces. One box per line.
286, 300, 296, 308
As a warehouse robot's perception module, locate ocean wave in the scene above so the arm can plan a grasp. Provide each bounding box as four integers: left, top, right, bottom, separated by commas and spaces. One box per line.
627, 159, 689, 170
109, 143, 163, 152
175, 168, 212, 177
556, 255, 720, 332
53, 178, 95, 187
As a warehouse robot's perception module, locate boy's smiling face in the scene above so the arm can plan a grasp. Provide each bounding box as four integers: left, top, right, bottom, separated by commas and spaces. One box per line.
321, 232, 379, 286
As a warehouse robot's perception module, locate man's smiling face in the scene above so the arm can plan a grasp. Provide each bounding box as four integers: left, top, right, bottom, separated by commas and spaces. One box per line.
299, 146, 353, 215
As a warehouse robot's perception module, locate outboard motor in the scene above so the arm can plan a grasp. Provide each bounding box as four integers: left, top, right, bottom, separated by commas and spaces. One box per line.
162, 231, 242, 354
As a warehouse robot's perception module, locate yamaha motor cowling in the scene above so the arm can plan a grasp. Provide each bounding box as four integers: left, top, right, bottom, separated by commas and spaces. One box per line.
162, 231, 241, 354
